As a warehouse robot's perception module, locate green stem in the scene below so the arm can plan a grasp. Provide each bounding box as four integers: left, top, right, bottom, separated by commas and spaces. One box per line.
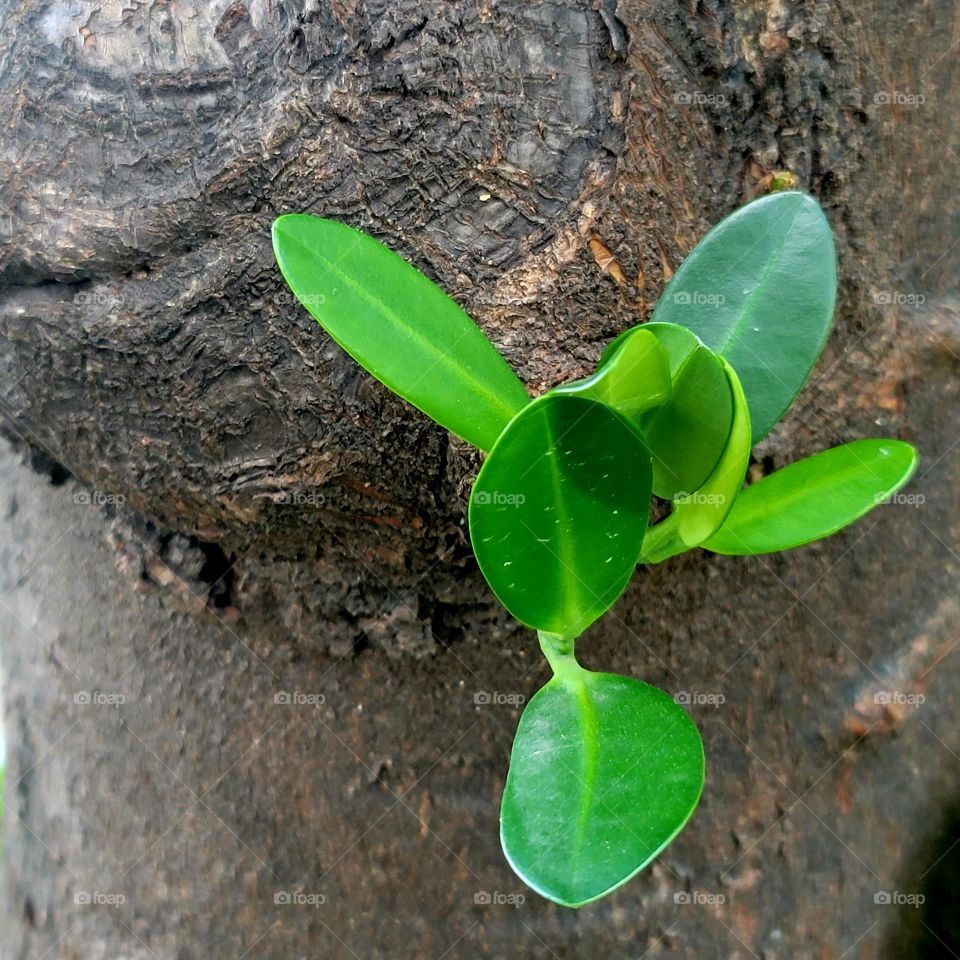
639, 513, 689, 564
537, 631, 585, 682
536, 630, 597, 869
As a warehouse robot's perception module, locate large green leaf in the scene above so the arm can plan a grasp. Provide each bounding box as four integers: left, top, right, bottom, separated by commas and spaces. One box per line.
637, 323, 734, 500
642, 357, 752, 562
552, 326, 671, 418
704, 439, 919, 555
651, 192, 837, 443
469, 394, 652, 638
272, 214, 529, 451
501, 642, 704, 907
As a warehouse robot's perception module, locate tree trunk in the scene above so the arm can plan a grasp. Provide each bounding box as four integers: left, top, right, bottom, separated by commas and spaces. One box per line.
2, 1, 959, 957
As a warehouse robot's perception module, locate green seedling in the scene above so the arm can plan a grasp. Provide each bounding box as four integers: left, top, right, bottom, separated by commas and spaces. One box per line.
272, 192, 918, 907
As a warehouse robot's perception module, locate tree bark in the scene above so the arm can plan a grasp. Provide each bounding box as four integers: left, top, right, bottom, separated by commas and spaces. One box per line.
1, 1, 959, 957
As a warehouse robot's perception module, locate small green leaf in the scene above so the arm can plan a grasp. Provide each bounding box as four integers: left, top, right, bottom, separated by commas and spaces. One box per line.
641, 357, 752, 562
637, 323, 734, 500
272, 215, 529, 451
704, 439, 919, 555
651, 192, 837, 443
501, 645, 704, 907
553, 327, 671, 418
469, 394, 653, 638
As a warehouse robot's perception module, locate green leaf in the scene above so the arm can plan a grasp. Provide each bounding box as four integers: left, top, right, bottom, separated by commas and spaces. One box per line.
704, 439, 919, 555
637, 323, 734, 500
552, 327, 671, 418
641, 357, 752, 562
469, 393, 653, 638
272, 214, 530, 451
651, 192, 837, 443
501, 642, 704, 907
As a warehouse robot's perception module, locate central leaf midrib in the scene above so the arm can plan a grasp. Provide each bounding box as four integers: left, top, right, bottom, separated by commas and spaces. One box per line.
543, 406, 584, 633
735, 449, 886, 524
569, 677, 598, 885
283, 231, 523, 426
709, 202, 803, 358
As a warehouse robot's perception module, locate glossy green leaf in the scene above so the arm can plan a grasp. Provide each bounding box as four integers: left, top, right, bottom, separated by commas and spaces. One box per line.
469, 394, 652, 638
553, 327, 671, 418
651, 192, 837, 443
501, 640, 704, 907
273, 214, 529, 451
704, 439, 919, 555
637, 323, 734, 500
642, 357, 752, 562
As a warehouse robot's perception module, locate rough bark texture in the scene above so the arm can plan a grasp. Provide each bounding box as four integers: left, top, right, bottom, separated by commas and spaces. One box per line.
1, 0, 959, 957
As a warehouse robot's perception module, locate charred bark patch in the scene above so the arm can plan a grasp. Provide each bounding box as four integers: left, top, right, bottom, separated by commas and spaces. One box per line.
0, 0, 628, 566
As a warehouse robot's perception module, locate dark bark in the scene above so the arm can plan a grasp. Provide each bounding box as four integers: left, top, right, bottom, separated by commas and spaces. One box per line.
1, 0, 959, 957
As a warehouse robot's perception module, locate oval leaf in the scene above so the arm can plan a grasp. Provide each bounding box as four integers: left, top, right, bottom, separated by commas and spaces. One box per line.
638, 323, 734, 500
642, 358, 752, 562
704, 439, 919, 555
273, 214, 530, 451
501, 666, 704, 907
554, 326, 671, 419
469, 394, 652, 637
651, 192, 837, 443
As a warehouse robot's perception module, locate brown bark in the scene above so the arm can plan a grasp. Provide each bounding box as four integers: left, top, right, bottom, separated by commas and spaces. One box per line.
1, 1, 959, 957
